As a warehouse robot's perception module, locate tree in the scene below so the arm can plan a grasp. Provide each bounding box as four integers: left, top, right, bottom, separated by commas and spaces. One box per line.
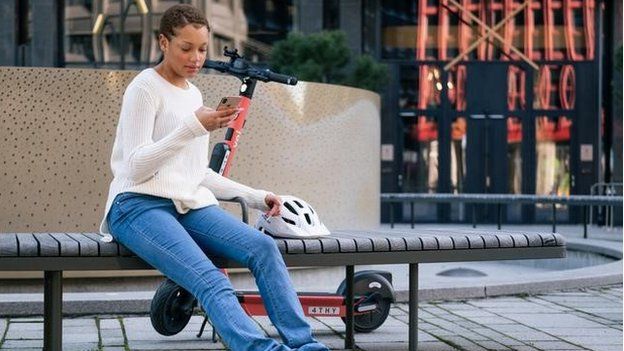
270, 30, 388, 93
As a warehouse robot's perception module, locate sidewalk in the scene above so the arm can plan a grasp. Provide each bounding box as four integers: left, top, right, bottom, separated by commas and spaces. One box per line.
1, 285, 621, 351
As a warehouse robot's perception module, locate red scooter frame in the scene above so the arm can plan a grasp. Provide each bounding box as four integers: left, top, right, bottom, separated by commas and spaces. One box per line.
149, 48, 395, 343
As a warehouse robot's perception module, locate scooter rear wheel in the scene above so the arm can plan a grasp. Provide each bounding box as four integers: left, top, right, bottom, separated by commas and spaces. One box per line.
150, 279, 196, 336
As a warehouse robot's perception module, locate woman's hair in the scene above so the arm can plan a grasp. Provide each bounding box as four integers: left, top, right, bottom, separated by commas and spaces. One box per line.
159, 4, 210, 40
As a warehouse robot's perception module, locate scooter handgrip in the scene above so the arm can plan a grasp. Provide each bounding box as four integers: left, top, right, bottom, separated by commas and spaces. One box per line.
266, 70, 298, 85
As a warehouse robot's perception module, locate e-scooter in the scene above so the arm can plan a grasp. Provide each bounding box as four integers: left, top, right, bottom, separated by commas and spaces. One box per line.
149, 48, 395, 341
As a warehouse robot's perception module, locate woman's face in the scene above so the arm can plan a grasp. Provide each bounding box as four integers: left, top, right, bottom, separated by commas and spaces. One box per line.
159, 24, 209, 78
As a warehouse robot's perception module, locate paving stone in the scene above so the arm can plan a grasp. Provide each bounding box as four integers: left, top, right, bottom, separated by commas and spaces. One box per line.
102, 348, 127, 351
502, 313, 607, 329
558, 335, 623, 346
470, 327, 526, 346
464, 316, 518, 326
538, 327, 622, 337
0, 339, 43, 348
448, 309, 498, 318
102, 337, 126, 347
436, 303, 479, 311
474, 340, 512, 350
436, 335, 488, 351
4, 323, 42, 340
129, 339, 226, 350
6, 323, 42, 332
64, 318, 95, 328
583, 345, 624, 351
525, 340, 584, 350
359, 341, 458, 351
0, 319, 6, 339
63, 331, 99, 343
62, 342, 99, 351
99, 318, 122, 330
488, 324, 558, 341
505, 346, 541, 351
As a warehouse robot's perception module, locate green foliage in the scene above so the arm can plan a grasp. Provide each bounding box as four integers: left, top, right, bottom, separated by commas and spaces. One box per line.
270, 30, 388, 93
347, 54, 389, 93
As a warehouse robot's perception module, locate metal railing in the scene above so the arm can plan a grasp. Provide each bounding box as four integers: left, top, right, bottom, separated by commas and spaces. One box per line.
381, 193, 623, 238
589, 183, 623, 229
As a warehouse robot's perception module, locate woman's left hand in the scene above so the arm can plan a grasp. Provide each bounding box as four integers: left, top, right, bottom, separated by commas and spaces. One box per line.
264, 194, 282, 217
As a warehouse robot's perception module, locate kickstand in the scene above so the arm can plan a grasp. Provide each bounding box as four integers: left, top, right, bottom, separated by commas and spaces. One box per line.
212, 327, 219, 343
197, 316, 209, 338
197, 315, 220, 343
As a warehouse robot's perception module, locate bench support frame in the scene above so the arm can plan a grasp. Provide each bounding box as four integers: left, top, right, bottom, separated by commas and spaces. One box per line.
410, 263, 419, 351
44, 271, 62, 351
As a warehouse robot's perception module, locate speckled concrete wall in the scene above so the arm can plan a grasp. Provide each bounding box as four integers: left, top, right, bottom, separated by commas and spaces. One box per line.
0, 67, 380, 234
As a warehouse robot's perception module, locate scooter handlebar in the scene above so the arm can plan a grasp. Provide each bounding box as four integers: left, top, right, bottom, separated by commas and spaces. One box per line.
264, 70, 297, 85
204, 60, 297, 86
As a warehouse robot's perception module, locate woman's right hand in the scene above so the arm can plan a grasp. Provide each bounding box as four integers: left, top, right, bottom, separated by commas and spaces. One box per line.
194, 106, 241, 132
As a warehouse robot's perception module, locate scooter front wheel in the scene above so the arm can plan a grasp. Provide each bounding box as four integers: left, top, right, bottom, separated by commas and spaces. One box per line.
150, 278, 197, 336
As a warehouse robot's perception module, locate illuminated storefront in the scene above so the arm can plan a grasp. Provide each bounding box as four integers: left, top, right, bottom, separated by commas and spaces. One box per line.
379, 0, 617, 223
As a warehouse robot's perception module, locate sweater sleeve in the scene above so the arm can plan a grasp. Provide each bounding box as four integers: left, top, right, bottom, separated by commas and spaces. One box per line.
200, 168, 271, 211
120, 85, 208, 183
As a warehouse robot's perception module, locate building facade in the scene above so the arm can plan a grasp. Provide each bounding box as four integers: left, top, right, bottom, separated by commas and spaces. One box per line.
0, 0, 621, 224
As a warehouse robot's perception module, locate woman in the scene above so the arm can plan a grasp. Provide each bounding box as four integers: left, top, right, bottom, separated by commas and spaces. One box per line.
99, 4, 328, 351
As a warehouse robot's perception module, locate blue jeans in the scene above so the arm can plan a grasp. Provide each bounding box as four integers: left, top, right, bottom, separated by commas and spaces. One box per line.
107, 192, 328, 351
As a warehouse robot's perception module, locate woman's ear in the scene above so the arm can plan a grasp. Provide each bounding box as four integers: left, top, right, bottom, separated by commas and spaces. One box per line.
158, 34, 168, 53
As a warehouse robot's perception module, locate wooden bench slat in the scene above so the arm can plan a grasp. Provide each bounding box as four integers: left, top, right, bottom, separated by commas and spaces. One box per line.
0, 233, 19, 256
318, 238, 340, 253
450, 236, 470, 249
49, 233, 80, 257
466, 235, 485, 249
303, 239, 322, 254
84, 233, 118, 256
420, 236, 438, 250
284, 239, 305, 254
330, 231, 374, 252
481, 234, 500, 248
508, 233, 529, 247
34, 233, 60, 256
334, 238, 357, 253
275, 240, 287, 254
65, 233, 99, 256
16, 233, 38, 256
541, 233, 559, 246
436, 236, 454, 250
495, 234, 515, 248
386, 237, 407, 251
525, 233, 544, 247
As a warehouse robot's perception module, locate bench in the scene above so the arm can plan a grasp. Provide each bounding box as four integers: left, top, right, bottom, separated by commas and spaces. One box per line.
0, 67, 566, 350
0, 229, 565, 350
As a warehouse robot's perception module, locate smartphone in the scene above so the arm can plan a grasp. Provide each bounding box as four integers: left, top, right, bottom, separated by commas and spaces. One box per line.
216, 96, 242, 111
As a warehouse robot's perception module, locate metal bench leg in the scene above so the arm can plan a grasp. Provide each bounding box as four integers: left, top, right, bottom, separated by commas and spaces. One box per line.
345, 265, 354, 350
44, 271, 62, 351
409, 263, 419, 351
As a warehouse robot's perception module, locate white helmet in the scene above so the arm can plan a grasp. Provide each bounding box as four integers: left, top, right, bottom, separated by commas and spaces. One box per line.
255, 195, 330, 238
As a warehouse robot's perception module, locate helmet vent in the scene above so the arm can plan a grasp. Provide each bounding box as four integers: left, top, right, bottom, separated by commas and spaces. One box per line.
284, 202, 299, 215
264, 229, 275, 236
293, 200, 304, 208
308, 206, 315, 214
304, 213, 312, 225
282, 217, 296, 225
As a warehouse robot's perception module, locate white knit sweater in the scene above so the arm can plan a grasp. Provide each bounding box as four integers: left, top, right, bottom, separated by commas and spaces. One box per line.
99, 68, 270, 241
